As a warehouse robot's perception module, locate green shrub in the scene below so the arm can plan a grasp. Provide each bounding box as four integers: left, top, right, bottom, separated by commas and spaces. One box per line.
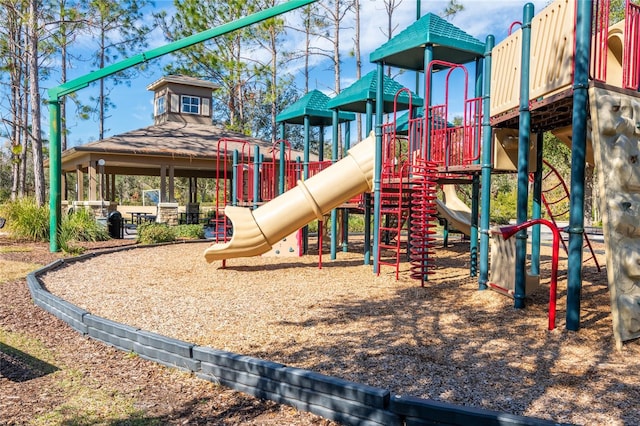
174, 224, 204, 239
0, 198, 49, 241
58, 209, 110, 254
491, 191, 517, 225
137, 222, 176, 244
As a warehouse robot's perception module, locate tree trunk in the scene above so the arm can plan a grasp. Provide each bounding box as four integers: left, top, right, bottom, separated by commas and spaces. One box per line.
19, 75, 29, 198
29, 0, 45, 206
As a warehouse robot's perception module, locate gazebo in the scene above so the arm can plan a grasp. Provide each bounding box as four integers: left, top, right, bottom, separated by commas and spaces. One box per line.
57, 75, 300, 224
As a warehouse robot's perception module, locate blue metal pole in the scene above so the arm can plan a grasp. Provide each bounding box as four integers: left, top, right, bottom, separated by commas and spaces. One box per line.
566, 0, 592, 331
514, 3, 534, 309
479, 35, 495, 290
331, 110, 339, 260
373, 62, 384, 274
363, 100, 373, 265
531, 132, 544, 275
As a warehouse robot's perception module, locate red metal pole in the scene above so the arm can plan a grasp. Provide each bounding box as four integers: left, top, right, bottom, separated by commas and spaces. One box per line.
500, 218, 560, 330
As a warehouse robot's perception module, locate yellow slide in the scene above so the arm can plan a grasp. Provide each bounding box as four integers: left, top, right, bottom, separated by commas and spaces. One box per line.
435, 185, 472, 236
204, 133, 375, 262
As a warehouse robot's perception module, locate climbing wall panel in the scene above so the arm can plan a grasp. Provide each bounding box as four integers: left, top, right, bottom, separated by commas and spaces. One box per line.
589, 86, 640, 348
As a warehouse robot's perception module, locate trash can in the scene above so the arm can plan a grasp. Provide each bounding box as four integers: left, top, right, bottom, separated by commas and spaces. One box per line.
107, 211, 123, 239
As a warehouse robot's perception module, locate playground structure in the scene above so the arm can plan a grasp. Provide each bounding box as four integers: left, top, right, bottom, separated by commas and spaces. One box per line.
43, 0, 640, 348
201, 0, 640, 348
33, 1, 640, 424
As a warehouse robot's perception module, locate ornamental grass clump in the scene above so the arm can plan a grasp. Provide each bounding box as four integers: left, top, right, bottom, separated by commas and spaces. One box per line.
0, 198, 49, 242
59, 209, 110, 254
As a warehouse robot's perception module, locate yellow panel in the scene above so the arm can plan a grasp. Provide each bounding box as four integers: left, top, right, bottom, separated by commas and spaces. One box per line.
529, 0, 574, 100
490, 0, 628, 118
606, 20, 625, 88
490, 31, 522, 116
492, 128, 538, 172
491, 0, 575, 116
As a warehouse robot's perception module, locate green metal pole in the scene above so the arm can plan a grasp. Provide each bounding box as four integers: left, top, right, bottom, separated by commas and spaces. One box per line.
479, 35, 495, 290
514, 3, 534, 310
415, 0, 421, 95
331, 110, 339, 260
303, 115, 310, 254
363, 99, 373, 265
470, 56, 483, 277
279, 140, 286, 196
279, 122, 286, 196
49, 0, 317, 99
531, 132, 544, 275
47, 0, 316, 252
424, 45, 433, 159
232, 150, 239, 206
318, 125, 324, 162
373, 62, 384, 274
566, 0, 592, 331
48, 100, 61, 253
253, 145, 260, 209
343, 121, 350, 252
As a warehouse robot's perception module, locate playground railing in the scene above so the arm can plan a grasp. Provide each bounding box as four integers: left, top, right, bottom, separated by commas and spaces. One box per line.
624, 0, 640, 90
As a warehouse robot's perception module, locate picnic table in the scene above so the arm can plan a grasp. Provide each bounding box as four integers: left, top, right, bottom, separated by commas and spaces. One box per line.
129, 212, 156, 225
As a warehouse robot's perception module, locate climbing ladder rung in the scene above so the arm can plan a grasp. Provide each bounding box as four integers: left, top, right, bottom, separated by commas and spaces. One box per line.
531, 159, 601, 272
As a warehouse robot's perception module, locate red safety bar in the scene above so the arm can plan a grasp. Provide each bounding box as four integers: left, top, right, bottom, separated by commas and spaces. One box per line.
424, 60, 482, 169
499, 219, 561, 331
624, 0, 640, 90
589, 0, 610, 82
260, 140, 299, 202
508, 21, 522, 35
381, 87, 418, 178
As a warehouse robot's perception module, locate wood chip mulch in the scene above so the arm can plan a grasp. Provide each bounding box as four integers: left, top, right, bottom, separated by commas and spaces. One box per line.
0, 236, 335, 425
38, 238, 640, 426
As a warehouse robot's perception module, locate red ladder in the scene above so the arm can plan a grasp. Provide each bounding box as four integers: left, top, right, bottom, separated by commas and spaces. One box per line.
530, 160, 601, 272
377, 166, 411, 280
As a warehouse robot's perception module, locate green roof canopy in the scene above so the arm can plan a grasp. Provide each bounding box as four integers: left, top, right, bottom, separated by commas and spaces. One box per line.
369, 13, 485, 70
276, 89, 355, 125
326, 71, 423, 113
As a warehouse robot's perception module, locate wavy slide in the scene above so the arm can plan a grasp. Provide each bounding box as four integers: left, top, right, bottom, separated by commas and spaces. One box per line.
435, 185, 472, 236
204, 133, 375, 262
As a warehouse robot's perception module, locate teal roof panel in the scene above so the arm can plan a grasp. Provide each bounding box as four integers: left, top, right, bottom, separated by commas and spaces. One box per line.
276, 89, 355, 125
326, 71, 423, 113
369, 13, 485, 70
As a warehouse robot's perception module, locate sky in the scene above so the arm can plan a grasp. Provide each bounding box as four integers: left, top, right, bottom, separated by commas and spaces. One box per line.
49, 0, 549, 148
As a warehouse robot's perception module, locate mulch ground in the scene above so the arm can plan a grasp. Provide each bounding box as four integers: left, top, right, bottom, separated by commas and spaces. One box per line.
0, 236, 335, 425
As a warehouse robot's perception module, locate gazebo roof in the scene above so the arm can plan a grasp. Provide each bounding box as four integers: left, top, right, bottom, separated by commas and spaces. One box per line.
276, 90, 356, 125
369, 13, 485, 70
326, 70, 423, 113
146, 74, 219, 91
57, 122, 309, 176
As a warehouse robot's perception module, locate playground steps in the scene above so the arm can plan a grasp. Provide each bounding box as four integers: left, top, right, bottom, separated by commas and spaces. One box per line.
531, 160, 601, 272
377, 182, 412, 280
